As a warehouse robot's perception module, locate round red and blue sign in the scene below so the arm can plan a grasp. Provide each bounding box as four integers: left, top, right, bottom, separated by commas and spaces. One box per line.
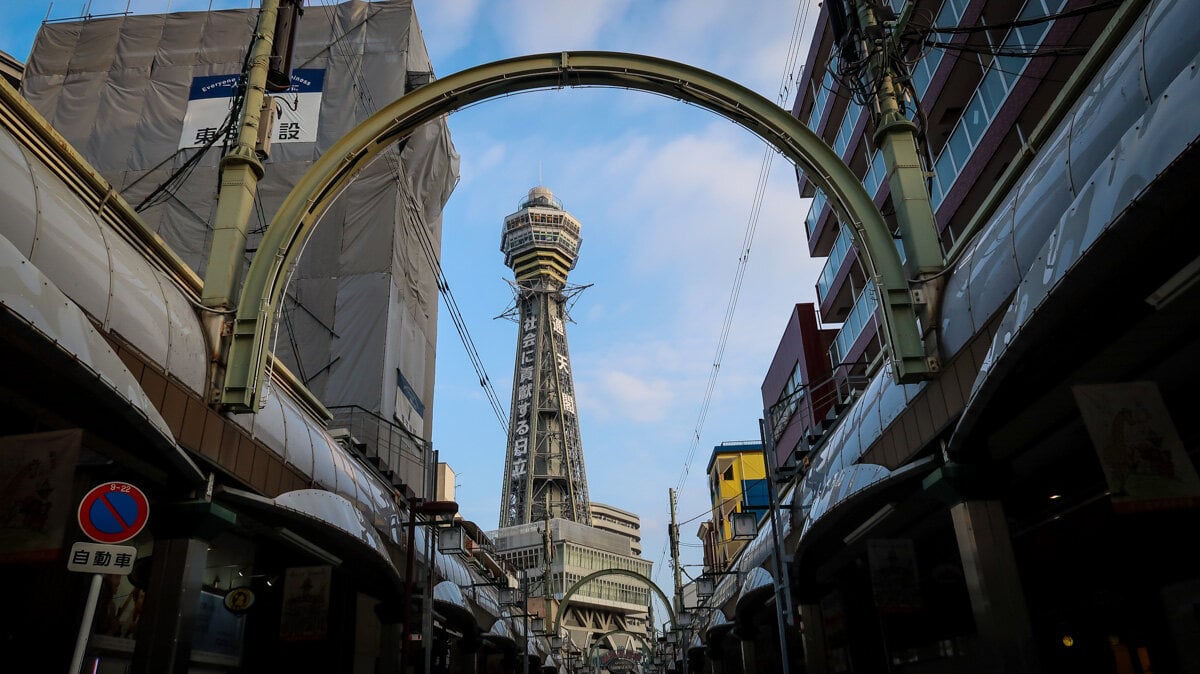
78, 481, 150, 544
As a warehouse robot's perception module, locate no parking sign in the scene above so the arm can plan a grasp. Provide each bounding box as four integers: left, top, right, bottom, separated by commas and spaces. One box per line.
77, 481, 150, 544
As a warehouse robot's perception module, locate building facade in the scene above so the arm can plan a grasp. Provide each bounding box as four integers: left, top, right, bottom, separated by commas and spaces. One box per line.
489, 519, 653, 654
0, 3, 545, 674
699, 442, 770, 573
19, 0, 458, 493
590, 501, 643, 557
686, 1, 1200, 674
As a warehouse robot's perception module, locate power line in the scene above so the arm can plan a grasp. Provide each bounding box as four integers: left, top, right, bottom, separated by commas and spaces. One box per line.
308, 1, 509, 433
654, 0, 815, 586
925, 0, 1121, 35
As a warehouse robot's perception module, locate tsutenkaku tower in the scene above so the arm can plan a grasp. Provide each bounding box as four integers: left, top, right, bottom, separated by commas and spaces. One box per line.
498, 186, 592, 528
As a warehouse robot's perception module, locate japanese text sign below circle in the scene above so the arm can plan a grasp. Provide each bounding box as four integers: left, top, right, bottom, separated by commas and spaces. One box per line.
78, 481, 150, 544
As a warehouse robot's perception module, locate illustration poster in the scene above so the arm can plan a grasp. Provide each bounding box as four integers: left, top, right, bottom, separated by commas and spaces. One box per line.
279, 565, 332, 641
1073, 381, 1200, 511
0, 429, 81, 562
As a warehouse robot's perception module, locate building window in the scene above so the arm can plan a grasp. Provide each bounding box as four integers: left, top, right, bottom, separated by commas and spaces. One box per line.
929, 0, 1068, 209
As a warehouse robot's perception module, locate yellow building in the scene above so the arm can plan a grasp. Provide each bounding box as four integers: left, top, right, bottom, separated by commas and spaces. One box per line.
702, 441, 769, 571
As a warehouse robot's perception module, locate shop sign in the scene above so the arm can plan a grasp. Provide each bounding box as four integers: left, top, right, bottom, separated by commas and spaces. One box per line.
606, 659, 636, 674
224, 587, 257, 614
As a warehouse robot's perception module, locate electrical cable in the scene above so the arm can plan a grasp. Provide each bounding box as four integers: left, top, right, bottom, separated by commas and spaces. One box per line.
654, 0, 814, 586
926, 0, 1121, 35
304, 1, 509, 433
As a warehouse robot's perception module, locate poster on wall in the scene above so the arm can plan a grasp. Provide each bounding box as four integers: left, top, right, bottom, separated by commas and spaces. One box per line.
867, 538, 922, 612
0, 429, 81, 563
192, 590, 245, 664
178, 69, 325, 150
279, 565, 332, 641
1073, 381, 1200, 512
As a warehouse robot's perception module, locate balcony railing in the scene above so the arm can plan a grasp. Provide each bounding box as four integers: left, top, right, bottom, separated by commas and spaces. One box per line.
807, 58, 838, 131
328, 405, 431, 499
817, 223, 855, 304
829, 282, 878, 367
930, 0, 1068, 209
805, 190, 828, 239
909, 0, 972, 97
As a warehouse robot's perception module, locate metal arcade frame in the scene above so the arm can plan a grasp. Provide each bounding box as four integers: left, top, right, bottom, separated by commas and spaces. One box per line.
219, 51, 929, 411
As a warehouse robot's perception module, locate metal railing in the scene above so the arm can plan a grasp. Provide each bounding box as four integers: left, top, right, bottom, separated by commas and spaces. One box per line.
327, 405, 430, 498
829, 282, 878, 367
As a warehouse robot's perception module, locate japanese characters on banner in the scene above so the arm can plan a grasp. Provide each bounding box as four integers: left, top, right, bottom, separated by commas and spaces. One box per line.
178, 69, 325, 150
511, 312, 538, 480
279, 565, 332, 641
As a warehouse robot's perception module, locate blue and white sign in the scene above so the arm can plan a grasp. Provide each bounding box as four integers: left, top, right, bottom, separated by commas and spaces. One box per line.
178, 69, 325, 150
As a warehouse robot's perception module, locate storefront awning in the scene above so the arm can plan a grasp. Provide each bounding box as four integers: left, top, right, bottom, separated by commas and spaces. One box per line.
703, 613, 737, 659
734, 566, 776, 638
482, 616, 517, 652
433, 580, 482, 644
216, 486, 404, 601
791, 457, 937, 597
0, 236, 204, 485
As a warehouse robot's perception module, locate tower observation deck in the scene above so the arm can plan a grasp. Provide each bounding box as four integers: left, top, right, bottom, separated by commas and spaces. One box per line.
499, 186, 592, 527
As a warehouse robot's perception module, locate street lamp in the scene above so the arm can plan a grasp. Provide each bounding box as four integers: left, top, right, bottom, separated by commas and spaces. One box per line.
695, 570, 739, 600
400, 499, 458, 674
436, 523, 469, 556
503, 570, 549, 673
730, 510, 759, 540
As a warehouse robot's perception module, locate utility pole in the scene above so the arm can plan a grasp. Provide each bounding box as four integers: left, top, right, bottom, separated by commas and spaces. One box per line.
668, 489, 683, 616
198, 0, 289, 406
856, 0, 946, 371
668, 489, 687, 674
201, 0, 279, 312
760, 418, 793, 674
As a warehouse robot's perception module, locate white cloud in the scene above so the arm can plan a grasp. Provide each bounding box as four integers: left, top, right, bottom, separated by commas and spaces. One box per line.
421, 0, 820, 574
488, 0, 633, 55
414, 0, 485, 61
585, 370, 676, 423
458, 142, 507, 188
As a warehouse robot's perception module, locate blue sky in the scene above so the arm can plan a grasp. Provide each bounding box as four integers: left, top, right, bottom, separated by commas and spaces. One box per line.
1, 0, 822, 589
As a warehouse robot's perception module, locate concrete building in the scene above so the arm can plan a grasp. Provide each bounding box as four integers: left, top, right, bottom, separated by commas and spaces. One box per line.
688, 1, 1200, 673
0, 3, 537, 673
489, 518, 652, 653
590, 501, 643, 557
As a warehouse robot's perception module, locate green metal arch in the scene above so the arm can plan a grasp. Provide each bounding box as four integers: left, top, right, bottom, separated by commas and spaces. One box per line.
222, 51, 927, 410
551, 567, 675, 640
585, 628, 652, 667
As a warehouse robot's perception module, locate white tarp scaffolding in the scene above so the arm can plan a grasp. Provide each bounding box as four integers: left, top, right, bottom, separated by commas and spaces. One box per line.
20, 0, 460, 437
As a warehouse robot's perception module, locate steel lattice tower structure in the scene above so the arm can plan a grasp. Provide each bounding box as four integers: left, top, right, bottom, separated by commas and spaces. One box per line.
498, 186, 592, 528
